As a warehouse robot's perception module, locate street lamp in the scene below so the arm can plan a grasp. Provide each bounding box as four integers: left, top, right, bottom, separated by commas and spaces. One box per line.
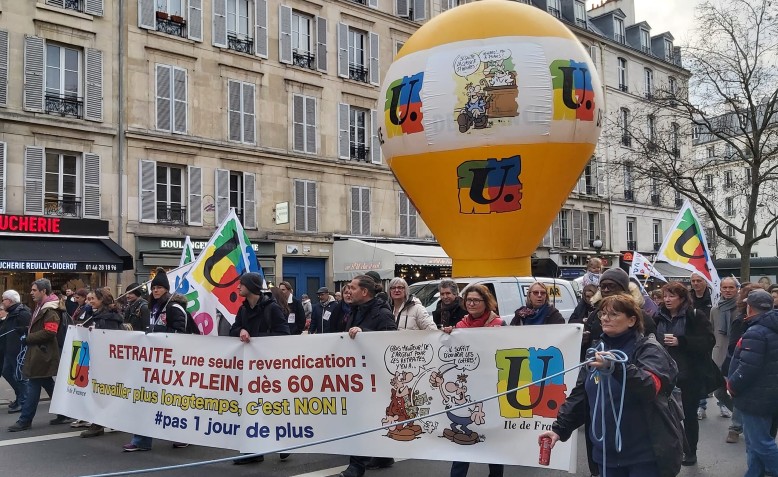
592, 237, 603, 258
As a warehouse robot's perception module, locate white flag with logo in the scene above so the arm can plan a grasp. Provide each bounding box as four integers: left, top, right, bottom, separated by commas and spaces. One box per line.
629, 251, 667, 283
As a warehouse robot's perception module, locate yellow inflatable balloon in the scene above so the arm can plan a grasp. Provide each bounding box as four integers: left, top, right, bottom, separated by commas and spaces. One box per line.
379, 0, 602, 277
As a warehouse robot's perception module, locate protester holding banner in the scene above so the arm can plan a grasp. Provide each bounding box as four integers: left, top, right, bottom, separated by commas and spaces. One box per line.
655, 281, 717, 466
389, 277, 436, 331
540, 294, 682, 477
510, 282, 565, 326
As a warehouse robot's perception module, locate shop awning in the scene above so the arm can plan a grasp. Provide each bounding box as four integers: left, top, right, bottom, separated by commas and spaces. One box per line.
333, 239, 451, 281
653, 261, 693, 280
0, 237, 133, 272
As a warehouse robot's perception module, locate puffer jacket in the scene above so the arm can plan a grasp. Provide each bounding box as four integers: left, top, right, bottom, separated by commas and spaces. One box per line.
728, 310, 778, 416
91, 307, 124, 330
23, 296, 61, 379
393, 295, 436, 330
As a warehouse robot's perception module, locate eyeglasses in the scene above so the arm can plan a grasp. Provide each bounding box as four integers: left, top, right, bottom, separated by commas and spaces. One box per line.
389, 286, 405, 291
530, 290, 547, 296
465, 298, 484, 304
599, 283, 617, 291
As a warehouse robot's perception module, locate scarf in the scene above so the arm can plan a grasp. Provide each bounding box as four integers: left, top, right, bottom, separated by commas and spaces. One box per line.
464, 310, 497, 328
717, 297, 737, 335
514, 303, 551, 326
582, 271, 601, 288
439, 297, 462, 327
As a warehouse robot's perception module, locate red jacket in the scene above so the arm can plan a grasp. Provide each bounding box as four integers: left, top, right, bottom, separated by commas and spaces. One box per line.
455, 311, 503, 328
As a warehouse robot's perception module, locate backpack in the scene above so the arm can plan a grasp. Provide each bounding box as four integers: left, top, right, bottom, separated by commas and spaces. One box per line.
171, 303, 201, 335
57, 310, 74, 349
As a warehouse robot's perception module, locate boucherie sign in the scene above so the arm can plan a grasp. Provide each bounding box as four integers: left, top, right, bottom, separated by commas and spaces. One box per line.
0, 214, 108, 237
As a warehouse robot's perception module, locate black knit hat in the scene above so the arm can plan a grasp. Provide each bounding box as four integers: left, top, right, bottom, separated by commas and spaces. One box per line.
600, 268, 629, 292
365, 271, 382, 283
126, 282, 146, 297
150, 267, 170, 290
240, 272, 264, 295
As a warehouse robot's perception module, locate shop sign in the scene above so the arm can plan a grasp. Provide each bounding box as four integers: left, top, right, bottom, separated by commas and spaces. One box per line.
344, 261, 382, 271
0, 214, 108, 237
0, 261, 119, 272
160, 239, 259, 252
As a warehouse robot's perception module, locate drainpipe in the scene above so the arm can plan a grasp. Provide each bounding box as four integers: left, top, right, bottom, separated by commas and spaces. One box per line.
117, 0, 126, 294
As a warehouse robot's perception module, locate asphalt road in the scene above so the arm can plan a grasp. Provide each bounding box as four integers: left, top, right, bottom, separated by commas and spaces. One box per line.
0, 381, 751, 477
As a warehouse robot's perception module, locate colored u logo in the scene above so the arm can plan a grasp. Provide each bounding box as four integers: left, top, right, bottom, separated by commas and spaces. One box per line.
502, 354, 553, 410
387, 77, 421, 125
558, 65, 590, 110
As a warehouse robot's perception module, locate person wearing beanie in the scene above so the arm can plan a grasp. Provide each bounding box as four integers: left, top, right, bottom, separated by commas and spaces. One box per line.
364, 271, 389, 303
123, 283, 149, 332
150, 267, 170, 291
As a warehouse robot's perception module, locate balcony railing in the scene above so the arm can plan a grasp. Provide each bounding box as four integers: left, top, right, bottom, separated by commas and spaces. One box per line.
45, 94, 83, 119
349, 64, 369, 83
653, 242, 662, 251
651, 194, 660, 206
619, 84, 629, 93
64, 0, 84, 12
615, 34, 626, 44
44, 198, 81, 218
157, 205, 187, 225
227, 35, 254, 55
350, 144, 371, 162
293, 51, 316, 70
547, 6, 560, 18
560, 237, 572, 248
156, 14, 187, 38
586, 185, 597, 195
624, 189, 635, 201
627, 240, 637, 250
621, 135, 632, 147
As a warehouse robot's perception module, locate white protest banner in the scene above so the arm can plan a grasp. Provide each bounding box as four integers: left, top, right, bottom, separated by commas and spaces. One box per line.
52, 326, 582, 471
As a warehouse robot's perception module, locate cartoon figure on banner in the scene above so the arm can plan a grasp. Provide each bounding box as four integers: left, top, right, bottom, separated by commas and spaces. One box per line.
382, 343, 435, 441
454, 49, 519, 133
68, 340, 90, 388
495, 347, 567, 419
429, 345, 485, 445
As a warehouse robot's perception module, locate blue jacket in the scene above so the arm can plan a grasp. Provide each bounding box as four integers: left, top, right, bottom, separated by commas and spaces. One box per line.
728, 310, 778, 416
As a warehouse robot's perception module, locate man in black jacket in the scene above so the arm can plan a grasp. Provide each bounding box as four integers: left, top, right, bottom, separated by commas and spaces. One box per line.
1, 290, 31, 413
340, 275, 397, 477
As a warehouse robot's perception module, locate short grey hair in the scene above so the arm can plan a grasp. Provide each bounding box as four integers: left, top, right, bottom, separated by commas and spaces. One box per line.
721, 277, 739, 288
389, 277, 409, 295
2, 290, 21, 304
439, 279, 458, 295
32, 278, 52, 295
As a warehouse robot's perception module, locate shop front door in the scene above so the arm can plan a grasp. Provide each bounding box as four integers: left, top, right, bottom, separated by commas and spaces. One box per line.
282, 257, 326, 298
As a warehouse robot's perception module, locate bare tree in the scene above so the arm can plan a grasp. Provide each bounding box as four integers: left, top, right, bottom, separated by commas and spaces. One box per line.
608, 0, 778, 279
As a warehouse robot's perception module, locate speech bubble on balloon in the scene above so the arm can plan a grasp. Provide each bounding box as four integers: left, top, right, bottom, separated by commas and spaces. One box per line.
438, 344, 480, 371
384, 343, 434, 374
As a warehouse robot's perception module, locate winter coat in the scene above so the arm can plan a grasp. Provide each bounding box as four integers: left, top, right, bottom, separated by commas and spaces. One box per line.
23, 297, 61, 379
328, 301, 351, 334
456, 311, 503, 328
655, 305, 715, 394
692, 288, 713, 321
123, 298, 150, 332
728, 310, 778, 416
432, 297, 468, 328
288, 298, 306, 335
310, 297, 338, 334
230, 295, 290, 337
568, 298, 594, 325
509, 304, 564, 326
393, 295, 436, 330
148, 293, 188, 333
552, 332, 682, 477
91, 308, 124, 330
1, 303, 31, 362
583, 284, 658, 351
346, 297, 397, 332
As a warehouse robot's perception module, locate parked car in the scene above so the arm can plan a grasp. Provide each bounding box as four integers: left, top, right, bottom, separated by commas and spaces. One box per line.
408, 277, 579, 323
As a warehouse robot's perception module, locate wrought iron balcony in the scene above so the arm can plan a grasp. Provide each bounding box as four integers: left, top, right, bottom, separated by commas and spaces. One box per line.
45, 94, 83, 119
293, 51, 316, 70
44, 198, 81, 218
627, 240, 637, 251
157, 205, 187, 225
349, 64, 369, 83
624, 189, 635, 201
156, 14, 187, 38
350, 144, 370, 162
560, 237, 572, 248
64, 0, 84, 12
621, 135, 632, 147
651, 194, 661, 206
547, 6, 561, 18
586, 185, 597, 195
228, 35, 254, 55
619, 84, 629, 93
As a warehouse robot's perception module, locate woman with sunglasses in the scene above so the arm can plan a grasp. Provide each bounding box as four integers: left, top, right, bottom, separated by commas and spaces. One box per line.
511, 282, 565, 326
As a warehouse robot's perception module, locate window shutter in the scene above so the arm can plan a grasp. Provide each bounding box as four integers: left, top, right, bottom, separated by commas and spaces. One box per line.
350, 187, 359, 234
24, 146, 44, 215
337, 23, 348, 78
370, 109, 381, 164
596, 158, 606, 196
306, 181, 317, 232
369, 32, 380, 86
0, 142, 6, 213
399, 192, 408, 237
305, 96, 316, 153
582, 213, 590, 247
23, 35, 44, 113
212, 0, 228, 48
173, 67, 187, 134
397, 0, 409, 17
293, 95, 304, 152
279, 5, 292, 64
243, 83, 256, 144
599, 213, 607, 249
0, 30, 8, 107
228, 80, 241, 142
294, 180, 305, 231
542, 225, 552, 247
188, 165, 202, 226
255, 0, 269, 58
368, 0, 378, 8
156, 65, 172, 131
82, 153, 101, 219
589, 45, 599, 67
552, 214, 561, 247
361, 187, 370, 235
84, 0, 104, 16
139, 160, 157, 222
243, 172, 257, 229
316, 17, 327, 73
215, 168, 230, 225
84, 48, 103, 122
408, 197, 417, 237
47, 0, 65, 7
138, 0, 156, 29
338, 103, 350, 159
413, 0, 426, 21
188, 0, 203, 41
572, 209, 582, 249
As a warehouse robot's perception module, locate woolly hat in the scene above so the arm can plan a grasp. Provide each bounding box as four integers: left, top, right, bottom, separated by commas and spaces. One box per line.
365, 271, 382, 283
240, 272, 264, 295
150, 268, 170, 290
126, 282, 146, 297
599, 268, 629, 292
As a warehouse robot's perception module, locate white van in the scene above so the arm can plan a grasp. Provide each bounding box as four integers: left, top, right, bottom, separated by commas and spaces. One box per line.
408, 277, 579, 323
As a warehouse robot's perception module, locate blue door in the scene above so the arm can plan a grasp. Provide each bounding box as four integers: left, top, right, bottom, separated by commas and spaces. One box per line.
282, 257, 326, 298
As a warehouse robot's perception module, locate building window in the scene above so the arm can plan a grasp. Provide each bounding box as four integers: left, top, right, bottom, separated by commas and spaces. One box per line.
653, 220, 663, 251
155, 0, 187, 37
44, 152, 80, 217
229, 171, 243, 222
584, 162, 595, 194
671, 122, 680, 156
226, 0, 253, 54
399, 191, 417, 238
291, 11, 314, 68
349, 106, 370, 161
727, 225, 735, 236
350, 186, 371, 235
294, 179, 317, 232
155, 64, 187, 134
704, 174, 714, 191
644, 68, 653, 98
664, 38, 674, 61
156, 164, 186, 225
292, 94, 317, 154
724, 170, 734, 188
395, 41, 404, 57
647, 115, 656, 145
640, 29, 651, 53
614, 17, 625, 43
617, 57, 628, 92
559, 209, 571, 247
626, 217, 637, 250
624, 162, 634, 200
547, 0, 561, 18
745, 167, 752, 184
45, 44, 83, 119
228, 80, 256, 144
707, 145, 715, 158
668, 77, 677, 97
620, 108, 631, 146
587, 212, 597, 244
348, 28, 368, 82
650, 171, 660, 205
725, 197, 734, 217
574, 1, 587, 27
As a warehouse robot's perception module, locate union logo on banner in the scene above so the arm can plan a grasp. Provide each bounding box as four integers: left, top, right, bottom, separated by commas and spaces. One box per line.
68, 340, 90, 388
